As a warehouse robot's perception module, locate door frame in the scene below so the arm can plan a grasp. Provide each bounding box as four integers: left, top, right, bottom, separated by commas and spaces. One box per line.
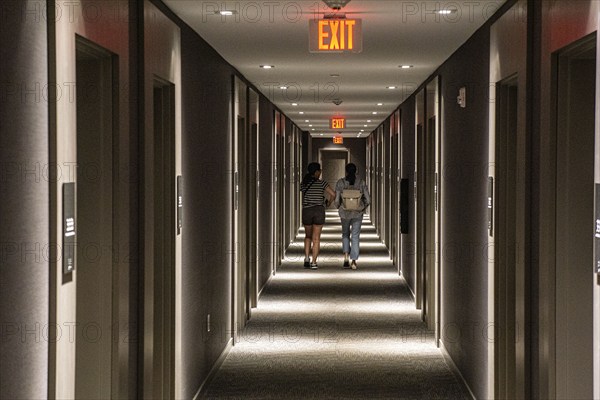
74, 35, 118, 399
553, 35, 596, 400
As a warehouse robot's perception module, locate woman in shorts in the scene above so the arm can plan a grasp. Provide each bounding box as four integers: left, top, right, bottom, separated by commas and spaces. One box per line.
300, 162, 335, 269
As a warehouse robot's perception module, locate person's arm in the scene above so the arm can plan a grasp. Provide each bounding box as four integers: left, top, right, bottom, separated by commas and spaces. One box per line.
333, 180, 342, 208
361, 180, 371, 210
325, 185, 336, 203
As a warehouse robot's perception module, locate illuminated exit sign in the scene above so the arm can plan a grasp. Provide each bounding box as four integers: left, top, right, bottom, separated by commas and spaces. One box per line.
330, 117, 346, 129
309, 19, 362, 53
333, 135, 344, 144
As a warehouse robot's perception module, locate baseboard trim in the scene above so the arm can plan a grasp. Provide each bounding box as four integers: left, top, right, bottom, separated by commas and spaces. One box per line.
439, 340, 477, 400
258, 272, 274, 299
192, 338, 234, 400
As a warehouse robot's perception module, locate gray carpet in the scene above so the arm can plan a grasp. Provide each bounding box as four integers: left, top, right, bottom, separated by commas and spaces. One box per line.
202, 212, 471, 399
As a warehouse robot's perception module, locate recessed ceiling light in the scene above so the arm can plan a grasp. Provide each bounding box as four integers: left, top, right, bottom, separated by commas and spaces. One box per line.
364, 125, 368, 127
218, 10, 236, 15
387, 86, 397, 90
280, 86, 288, 90
377, 103, 384, 106
292, 103, 298, 106
320, 133, 323, 136
372, 112, 378, 115
361, 130, 365, 132
305, 120, 310, 122
309, 124, 313, 127
438, 9, 456, 15
260, 65, 274, 69
312, 129, 315, 131
400, 65, 413, 69
299, 111, 304, 114
367, 120, 372, 122
330, 74, 340, 77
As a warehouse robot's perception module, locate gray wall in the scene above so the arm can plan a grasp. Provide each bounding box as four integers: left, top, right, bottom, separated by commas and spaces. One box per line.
179, 19, 236, 399
400, 100, 416, 294
310, 138, 367, 184
258, 97, 276, 291
0, 1, 49, 398
437, 25, 491, 400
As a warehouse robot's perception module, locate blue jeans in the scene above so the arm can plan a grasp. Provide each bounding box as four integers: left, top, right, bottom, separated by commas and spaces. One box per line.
341, 215, 363, 260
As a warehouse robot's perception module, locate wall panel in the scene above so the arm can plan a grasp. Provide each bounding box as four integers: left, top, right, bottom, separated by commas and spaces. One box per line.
0, 1, 49, 398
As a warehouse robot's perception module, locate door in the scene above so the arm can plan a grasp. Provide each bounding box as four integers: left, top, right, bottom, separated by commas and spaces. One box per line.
554, 36, 596, 400
233, 77, 249, 339
248, 88, 259, 309
415, 90, 425, 312
74, 37, 116, 399
320, 149, 349, 209
142, 78, 176, 399
494, 77, 519, 399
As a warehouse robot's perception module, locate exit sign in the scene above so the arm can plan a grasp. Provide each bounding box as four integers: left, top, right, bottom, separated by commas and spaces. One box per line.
330, 117, 346, 129
309, 19, 362, 53
333, 136, 344, 144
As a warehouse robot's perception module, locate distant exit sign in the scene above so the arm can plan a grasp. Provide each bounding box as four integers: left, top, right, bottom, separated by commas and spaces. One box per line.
309, 19, 362, 53
330, 117, 346, 129
333, 136, 344, 144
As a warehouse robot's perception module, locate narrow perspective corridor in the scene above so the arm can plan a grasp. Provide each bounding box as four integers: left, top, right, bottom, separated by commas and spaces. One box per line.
202, 212, 470, 399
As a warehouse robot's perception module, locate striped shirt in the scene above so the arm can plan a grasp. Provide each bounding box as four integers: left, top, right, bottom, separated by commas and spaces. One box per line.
300, 179, 329, 208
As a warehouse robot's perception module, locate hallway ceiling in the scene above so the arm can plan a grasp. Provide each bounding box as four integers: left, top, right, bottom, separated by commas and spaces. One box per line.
164, 0, 506, 137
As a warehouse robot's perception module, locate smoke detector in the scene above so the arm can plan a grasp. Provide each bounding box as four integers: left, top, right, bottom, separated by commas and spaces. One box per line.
332, 99, 343, 106
322, 0, 351, 10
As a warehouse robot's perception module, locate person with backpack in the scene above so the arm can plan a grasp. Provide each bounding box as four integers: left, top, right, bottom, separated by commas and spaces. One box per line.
334, 163, 371, 270
300, 162, 336, 269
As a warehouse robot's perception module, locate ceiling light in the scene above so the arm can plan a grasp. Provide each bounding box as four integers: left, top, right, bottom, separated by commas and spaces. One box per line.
299, 112, 304, 114
377, 103, 384, 106
364, 125, 368, 127
400, 65, 413, 69
361, 130, 365, 132
320, 133, 323, 136
292, 103, 298, 106
372, 112, 378, 115
309, 124, 313, 127
330, 74, 340, 77
387, 86, 397, 90
305, 120, 310, 122
280, 86, 288, 89
260, 65, 274, 69
367, 120, 372, 122
438, 9, 457, 14
218, 10, 236, 15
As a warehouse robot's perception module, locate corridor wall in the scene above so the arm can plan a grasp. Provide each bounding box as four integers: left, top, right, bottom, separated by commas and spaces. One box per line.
400, 100, 416, 294
0, 1, 49, 398
258, 96, 277, 291
173, 5, 243, 397
436, 26, 491, 400
310, 138, 367, 181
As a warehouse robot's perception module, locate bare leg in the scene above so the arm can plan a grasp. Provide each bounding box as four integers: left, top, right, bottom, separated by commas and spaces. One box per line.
304, 225, 313, 259
311, 224, 323, 263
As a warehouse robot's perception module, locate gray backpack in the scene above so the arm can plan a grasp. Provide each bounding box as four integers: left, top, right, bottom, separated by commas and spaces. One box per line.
341, 185, 362, 211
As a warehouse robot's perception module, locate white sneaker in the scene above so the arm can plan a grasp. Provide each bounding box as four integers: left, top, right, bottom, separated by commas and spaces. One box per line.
351, 260, 357, 270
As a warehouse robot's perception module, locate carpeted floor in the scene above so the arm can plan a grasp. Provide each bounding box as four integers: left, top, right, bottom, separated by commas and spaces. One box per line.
202, 212, 471, 399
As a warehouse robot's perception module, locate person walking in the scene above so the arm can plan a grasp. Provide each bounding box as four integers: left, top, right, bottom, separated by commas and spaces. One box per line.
300, 162, 335, 269
334, 163, 371, 270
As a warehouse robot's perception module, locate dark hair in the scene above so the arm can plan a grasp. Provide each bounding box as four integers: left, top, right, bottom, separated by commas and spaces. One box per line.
345, 163, 357, 185
302, 162, 321, 186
